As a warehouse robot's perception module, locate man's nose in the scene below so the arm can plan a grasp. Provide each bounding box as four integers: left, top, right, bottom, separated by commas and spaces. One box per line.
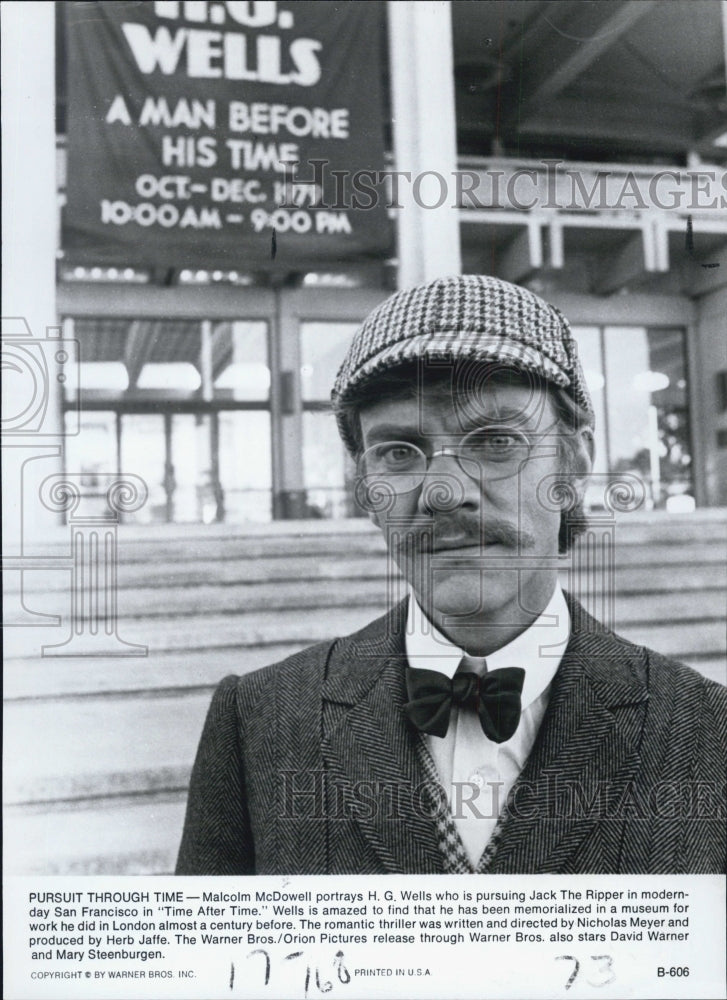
416, 450, 481, 514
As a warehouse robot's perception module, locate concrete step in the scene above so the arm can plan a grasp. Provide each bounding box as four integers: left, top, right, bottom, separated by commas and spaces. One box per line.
5, 644, 724, 703
4, 643, 304, 700
5, 580, 725, 628
7, 540, 726, 596
12, 509, 726, 560
4, 796, 184, 875
4, 691, 209, 804
5, 597, 725, 659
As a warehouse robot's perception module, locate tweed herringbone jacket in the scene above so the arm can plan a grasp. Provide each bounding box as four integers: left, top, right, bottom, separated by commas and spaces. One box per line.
176, 596, 726, 875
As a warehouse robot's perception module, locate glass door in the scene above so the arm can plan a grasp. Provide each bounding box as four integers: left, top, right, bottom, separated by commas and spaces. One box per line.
218, 410, 273, 522
119, 414, 167, 524
300, 321, 362, 518
63, 316, 274, 525
571, 325, 693, 511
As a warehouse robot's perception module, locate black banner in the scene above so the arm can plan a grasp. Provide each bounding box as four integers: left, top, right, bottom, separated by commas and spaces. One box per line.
63, 1, 390, 271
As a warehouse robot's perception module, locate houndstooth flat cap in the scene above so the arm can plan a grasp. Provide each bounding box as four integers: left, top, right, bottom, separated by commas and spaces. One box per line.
332, 274, 594, 449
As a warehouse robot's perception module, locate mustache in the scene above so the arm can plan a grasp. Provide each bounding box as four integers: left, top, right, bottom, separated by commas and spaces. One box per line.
389, 515, 536, 551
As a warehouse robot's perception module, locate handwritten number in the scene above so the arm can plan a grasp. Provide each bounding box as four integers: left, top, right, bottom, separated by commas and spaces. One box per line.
244, 948, 350, 995
247, 949, 271, 986
283, 951, 309, 998
556, 954, 615, 990
556, 955, 580, 990
587, 954, 616, 987
316, 966, 333, 993
335, 951, 351, 985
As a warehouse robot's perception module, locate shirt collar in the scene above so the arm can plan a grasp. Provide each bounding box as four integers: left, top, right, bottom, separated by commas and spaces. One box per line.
405, 584, 570, 711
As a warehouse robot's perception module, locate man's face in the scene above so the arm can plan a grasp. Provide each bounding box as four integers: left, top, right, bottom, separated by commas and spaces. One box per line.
358, 373, 579, 639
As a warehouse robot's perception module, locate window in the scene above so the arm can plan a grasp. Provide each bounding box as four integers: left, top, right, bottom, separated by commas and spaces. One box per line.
62, 317, 273, 524
300, 322, 362, 518
572, 326, 692, 511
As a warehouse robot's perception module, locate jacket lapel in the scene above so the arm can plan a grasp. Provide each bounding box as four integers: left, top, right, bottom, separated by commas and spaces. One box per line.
321, 601, 444, 874
488, 597, 650, 873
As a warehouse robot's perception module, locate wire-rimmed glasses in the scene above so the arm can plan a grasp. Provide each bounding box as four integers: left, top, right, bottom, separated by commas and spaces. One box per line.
359, 425, 535, 493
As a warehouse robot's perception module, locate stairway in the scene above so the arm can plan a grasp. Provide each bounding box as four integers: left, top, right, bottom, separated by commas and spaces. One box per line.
4, 509, 725, 875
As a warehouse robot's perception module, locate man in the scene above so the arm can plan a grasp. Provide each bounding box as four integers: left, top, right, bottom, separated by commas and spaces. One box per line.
177, 274, 726, 875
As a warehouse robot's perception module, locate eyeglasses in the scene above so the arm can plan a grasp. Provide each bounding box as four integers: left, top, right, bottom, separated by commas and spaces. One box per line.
359, 425, 535, 492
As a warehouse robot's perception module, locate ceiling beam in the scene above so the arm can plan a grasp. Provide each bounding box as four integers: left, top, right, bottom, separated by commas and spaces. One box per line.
519, 0, 659, 111
498, 224, 543, 283
124, 320, 155, 388
550, 76, 714, 115
455, 3, 554, 96
210, 322, 232, 379
692, 112, 727, 154
513, 97, 697, 149
594, 232, 654, 296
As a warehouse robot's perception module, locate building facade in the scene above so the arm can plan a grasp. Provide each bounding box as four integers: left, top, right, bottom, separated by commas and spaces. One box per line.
10, 1, 727, 525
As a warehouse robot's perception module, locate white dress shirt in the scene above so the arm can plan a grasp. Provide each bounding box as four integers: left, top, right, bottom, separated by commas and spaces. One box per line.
405, 584, 570, 866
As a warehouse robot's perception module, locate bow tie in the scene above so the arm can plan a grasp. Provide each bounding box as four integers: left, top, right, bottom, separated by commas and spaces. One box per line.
404, 664, 526, 742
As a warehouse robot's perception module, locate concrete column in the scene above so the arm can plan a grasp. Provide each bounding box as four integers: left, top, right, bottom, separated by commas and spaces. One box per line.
2, 3, 62, 563
387, 1, 461, 287
198, 320, 224, 520
2, 3, 57, 336
270, 287, 306, 519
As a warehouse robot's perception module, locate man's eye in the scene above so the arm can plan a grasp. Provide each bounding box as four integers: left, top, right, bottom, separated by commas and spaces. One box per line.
466, 429, 527, 461
378, 443, 419, 467
488, 433, 519, 451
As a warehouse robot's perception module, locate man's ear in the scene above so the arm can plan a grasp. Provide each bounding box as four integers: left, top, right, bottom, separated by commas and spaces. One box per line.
571, 427, 595, 494
576, 427, 595, 473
